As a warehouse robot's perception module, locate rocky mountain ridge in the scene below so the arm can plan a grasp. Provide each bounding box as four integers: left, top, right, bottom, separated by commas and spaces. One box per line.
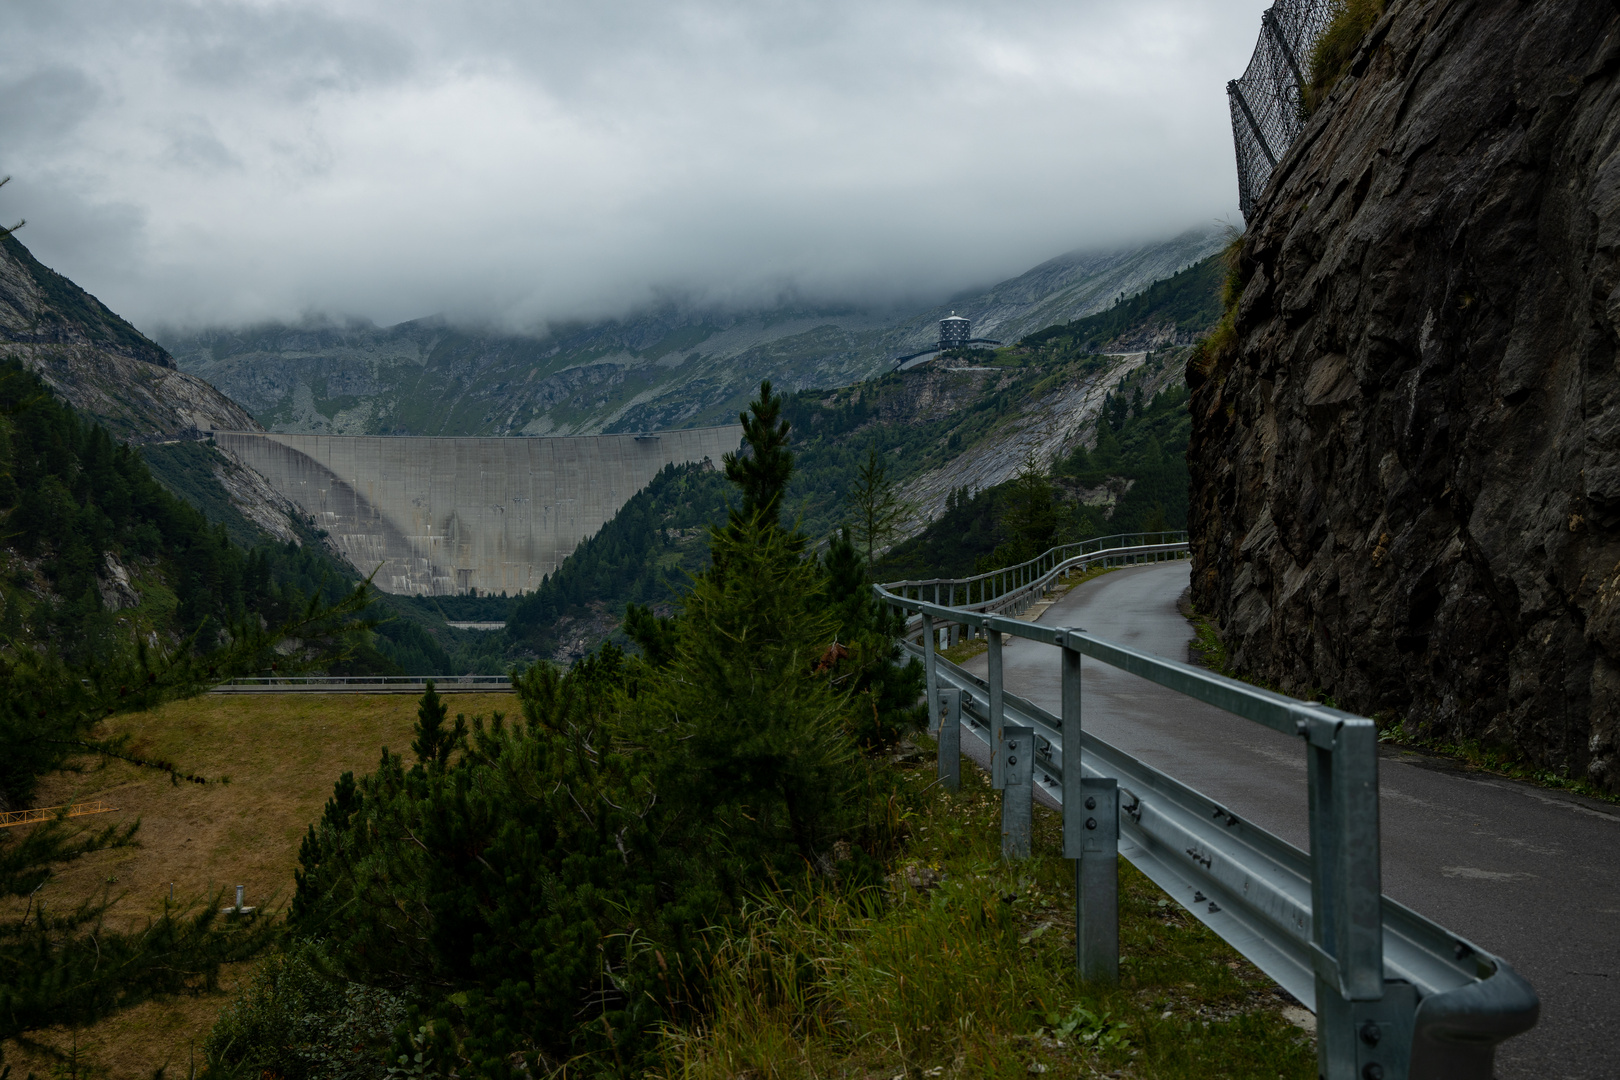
0, 231, 308, 543
0, 233, 258, 440
157, 228, 1225, 440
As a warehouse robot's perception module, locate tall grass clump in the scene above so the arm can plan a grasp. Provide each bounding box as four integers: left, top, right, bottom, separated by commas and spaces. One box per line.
1306, 0, 1388, 113
657, 762, 1317, 1080
1186, 229, 1247, 386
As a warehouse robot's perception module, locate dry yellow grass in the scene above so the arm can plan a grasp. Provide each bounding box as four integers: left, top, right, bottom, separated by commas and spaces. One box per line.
1, 690, 513, 1080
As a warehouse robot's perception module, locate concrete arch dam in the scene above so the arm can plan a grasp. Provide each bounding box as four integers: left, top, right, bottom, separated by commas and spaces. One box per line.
215, 427, 743, 596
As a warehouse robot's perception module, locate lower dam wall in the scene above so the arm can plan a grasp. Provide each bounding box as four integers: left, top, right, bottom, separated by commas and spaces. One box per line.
215, 427, 743, 596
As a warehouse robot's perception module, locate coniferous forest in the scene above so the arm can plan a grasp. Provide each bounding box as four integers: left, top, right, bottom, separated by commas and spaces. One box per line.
202, 383, 928, 1073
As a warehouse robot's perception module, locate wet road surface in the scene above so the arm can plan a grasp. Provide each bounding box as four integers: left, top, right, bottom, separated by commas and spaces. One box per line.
955, 561, 1620, 1080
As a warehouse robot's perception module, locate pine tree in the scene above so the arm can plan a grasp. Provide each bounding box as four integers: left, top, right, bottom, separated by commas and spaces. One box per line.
998, 451, 1058, 563
410, 680, 465, 769
722, 380, 793, 533
848, 445, 909, 567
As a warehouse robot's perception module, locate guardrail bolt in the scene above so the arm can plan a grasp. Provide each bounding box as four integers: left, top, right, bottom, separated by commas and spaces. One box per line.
1361, 1065, 1383, 1080
1359, 1021, 1381, 1046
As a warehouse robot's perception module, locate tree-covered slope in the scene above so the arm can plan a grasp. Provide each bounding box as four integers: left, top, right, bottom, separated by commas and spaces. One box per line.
876, 367, 1191, 581
1019, 253, 1224, 355
0, 361, 508, 677
507, 463, 733, 659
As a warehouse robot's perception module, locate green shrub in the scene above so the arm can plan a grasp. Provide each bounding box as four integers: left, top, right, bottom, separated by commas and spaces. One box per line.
203, 940, 407, 1080
1306, 0, 1387, 113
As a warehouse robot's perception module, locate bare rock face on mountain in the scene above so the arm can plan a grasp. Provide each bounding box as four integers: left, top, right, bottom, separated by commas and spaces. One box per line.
1188, 0, 1620, 790
0, 233, 257, 439
0, 232, 310, 544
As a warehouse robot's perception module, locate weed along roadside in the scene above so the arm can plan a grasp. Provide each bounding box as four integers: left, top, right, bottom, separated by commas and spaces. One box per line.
663, 743, 1317, 1078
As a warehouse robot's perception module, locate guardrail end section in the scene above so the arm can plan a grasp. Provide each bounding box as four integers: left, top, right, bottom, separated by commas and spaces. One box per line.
1409, 957, 1539, 1080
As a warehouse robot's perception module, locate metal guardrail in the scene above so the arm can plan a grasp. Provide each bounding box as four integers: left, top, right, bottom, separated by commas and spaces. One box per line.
877, 547, 1539, 1080
0, 800, 116, 829
887, 531, 1188, 627
211, 675, 512, 694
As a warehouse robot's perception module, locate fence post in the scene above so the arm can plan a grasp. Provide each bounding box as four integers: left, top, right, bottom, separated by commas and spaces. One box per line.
1001, 724, 1033, 859
1059, 630, 1119, 982
988, 622, 1006, 789
1074, 777, 1119, 983
936, 687, 961, 791
1303, 716, 1412, 1080
1060, 630, 1083, 817
922, 613, 939, 735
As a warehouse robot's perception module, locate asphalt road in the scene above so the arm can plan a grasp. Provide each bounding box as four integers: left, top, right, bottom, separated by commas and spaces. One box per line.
958, 561, 1620, 1080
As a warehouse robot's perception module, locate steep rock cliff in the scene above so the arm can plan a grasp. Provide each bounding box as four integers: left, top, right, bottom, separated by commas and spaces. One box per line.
1189, 0, 1620, 789
0, 232, 258, 438
0, 232, 309, 543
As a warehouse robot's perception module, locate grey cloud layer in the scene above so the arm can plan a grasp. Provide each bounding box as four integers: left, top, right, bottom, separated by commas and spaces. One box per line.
0, 0, 1266, 329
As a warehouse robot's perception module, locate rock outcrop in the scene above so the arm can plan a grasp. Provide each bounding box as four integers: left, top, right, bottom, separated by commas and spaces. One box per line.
1189, 0, 1620, 789
0, 232, 258, 439
0, 232, 310, 543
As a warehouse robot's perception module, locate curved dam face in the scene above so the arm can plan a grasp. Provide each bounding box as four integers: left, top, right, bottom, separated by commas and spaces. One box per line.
215, 427, 743, 595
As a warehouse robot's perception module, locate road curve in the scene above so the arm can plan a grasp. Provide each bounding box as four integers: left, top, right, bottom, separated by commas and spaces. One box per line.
957, 561, 1619, 1080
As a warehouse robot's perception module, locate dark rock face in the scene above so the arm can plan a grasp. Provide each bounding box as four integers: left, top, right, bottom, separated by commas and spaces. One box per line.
1189, 0, 1620, 790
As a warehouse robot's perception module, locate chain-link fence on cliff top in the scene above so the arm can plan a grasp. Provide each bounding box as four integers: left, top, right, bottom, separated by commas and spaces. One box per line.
1228, 0, 1336, 222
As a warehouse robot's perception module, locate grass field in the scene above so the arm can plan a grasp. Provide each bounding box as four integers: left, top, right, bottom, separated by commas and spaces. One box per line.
4, 685, 1315, 1079
1, 691, 514, 1080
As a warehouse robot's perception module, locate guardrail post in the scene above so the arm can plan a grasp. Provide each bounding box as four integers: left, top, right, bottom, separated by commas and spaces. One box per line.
1304, 716, 1414, 1080
922, 613, 939, 735
1001, 724, 1033, 859
988, 623, 1006, 789
1072, 777, 1118, 983
936, 687, 961, 791
1057, 629, 1118, 982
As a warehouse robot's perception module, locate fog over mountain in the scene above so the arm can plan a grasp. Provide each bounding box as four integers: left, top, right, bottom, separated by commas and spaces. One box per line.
1, 1, 1267, 331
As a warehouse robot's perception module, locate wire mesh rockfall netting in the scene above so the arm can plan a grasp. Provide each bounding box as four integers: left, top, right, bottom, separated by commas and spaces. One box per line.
1227, 0, 1336, 222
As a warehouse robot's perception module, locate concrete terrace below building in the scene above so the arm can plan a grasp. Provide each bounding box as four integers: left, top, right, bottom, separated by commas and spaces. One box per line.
215, 426, 743, 596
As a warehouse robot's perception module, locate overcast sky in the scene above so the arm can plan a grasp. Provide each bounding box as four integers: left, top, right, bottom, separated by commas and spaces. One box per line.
0, 0, 1269, 331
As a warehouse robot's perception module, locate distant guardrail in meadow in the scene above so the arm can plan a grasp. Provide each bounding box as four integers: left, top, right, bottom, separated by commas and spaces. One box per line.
212, 675, 512, 694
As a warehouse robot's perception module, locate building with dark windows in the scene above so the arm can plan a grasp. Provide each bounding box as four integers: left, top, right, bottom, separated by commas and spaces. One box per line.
940, 313, 971, 350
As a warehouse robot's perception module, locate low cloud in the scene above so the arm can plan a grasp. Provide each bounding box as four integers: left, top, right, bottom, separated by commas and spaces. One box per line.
0, 0, 1267, 331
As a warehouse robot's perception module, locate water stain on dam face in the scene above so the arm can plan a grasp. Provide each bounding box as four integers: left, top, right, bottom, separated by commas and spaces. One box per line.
215, 427, 743, 596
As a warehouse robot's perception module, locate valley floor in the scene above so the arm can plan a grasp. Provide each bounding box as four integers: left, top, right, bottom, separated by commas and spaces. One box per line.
1, 691, 514, 1078
4, 684, 1317, 1080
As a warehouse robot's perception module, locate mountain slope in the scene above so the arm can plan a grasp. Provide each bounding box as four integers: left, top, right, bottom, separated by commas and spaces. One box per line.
0, 233, 257, 440
0, 231, 318, 548
157, 228, 1226, 440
